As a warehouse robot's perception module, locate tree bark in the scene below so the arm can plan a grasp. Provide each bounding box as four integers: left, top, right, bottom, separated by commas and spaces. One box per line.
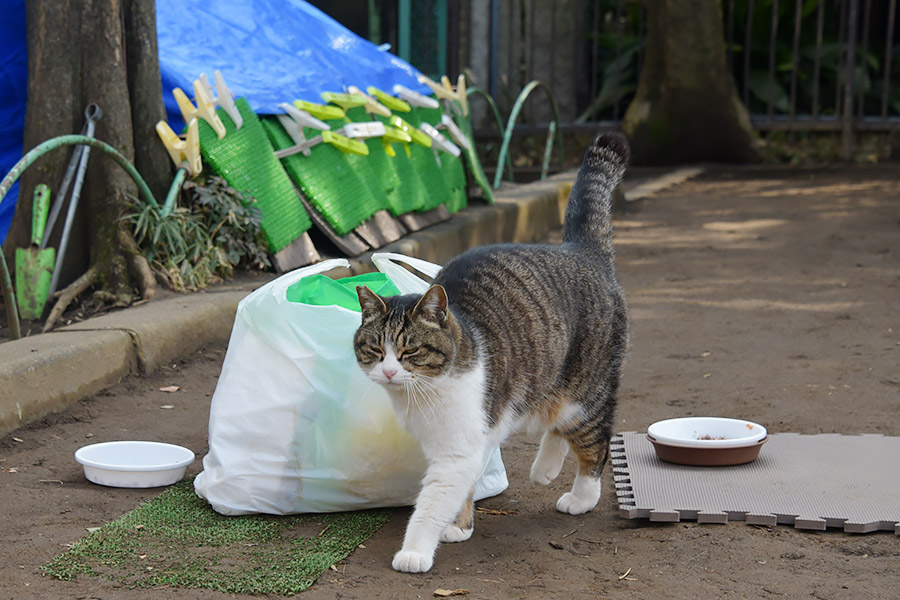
3, 0, 167, 299
124, 0, 172, 201
622, 0, 761, 164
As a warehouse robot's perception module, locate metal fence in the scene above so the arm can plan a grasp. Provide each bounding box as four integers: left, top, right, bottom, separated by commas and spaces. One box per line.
439, 0, 900, 139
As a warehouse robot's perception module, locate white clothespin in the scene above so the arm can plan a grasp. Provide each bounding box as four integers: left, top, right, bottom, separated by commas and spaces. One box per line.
393, 84, 440, 109
197, 70, 244, 130
276, 102, 330, 157
419, 122, 460, 157
341, 121, 387, 139
439, 113, 471, 151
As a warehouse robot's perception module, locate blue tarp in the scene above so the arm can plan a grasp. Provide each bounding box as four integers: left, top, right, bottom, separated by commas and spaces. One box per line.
0, 0, 430, 244
0, 0, 27, 244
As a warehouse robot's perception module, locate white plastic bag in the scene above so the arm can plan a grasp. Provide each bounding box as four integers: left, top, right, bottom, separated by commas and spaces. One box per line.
194, 253, 508, 515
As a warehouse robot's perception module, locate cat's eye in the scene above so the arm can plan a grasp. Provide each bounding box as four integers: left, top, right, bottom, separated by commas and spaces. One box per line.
398, 348, 421, 361
360, 344, 384, 362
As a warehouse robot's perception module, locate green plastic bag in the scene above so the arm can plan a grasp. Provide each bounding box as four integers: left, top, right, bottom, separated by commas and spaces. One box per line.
285, 272, 401, 312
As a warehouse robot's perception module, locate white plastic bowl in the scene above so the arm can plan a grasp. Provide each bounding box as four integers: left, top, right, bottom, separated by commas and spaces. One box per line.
648, 417, 767, 448
75, 441, 195, 488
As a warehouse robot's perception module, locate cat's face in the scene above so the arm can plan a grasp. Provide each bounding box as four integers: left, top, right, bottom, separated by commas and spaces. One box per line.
354, 285, 454, 388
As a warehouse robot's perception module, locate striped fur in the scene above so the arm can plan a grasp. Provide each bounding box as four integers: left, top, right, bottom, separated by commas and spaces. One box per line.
354, 133, 630, 573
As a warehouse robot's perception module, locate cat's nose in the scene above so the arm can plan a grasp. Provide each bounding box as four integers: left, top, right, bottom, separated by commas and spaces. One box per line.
383, 367, 397, 380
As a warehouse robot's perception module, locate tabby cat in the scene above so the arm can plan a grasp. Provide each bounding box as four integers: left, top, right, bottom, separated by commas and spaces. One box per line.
353, 132, 630, 573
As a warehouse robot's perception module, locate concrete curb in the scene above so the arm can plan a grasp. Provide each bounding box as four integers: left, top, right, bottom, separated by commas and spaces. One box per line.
0, 167, 697, 437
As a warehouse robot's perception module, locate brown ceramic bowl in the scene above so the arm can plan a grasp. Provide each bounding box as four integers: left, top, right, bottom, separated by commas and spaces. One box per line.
647, 435, 768, 466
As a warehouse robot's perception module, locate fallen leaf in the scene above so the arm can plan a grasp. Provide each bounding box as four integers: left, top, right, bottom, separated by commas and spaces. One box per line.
159, 386, 179, 393
433, 589, 469, 597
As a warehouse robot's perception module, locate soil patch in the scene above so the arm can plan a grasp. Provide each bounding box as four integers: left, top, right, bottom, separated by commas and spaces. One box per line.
2, 164, 899, 599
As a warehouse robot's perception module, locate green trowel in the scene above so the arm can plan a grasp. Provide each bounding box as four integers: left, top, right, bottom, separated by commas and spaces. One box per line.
15, 184, 55, 320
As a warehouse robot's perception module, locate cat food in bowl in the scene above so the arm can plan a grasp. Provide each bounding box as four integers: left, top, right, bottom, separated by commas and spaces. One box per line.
647, 417, 767, 466
75, 441, 195, 488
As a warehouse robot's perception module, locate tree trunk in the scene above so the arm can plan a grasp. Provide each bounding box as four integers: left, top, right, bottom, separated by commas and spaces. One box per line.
622, 0, 761, 164
81, 0, 136, 295
3, 0, 165, 299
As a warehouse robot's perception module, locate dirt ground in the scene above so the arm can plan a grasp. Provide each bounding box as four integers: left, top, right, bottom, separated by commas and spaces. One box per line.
2, 164, 899, 599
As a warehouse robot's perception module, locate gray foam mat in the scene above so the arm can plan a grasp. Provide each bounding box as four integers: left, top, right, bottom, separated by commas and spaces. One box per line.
612, 432, 900, 534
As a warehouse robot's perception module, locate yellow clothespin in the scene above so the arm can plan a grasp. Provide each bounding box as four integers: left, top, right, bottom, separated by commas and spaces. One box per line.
321, 130, 369, 155
380, 126, 412, 157
389, 116, 432, 148
418, 75, 457, 102
367, 86, 412, 113
455, 74, 469, 117
393, 84, 440, 109
293, 99, 346, 121
197, 70, 244, 130
155, 118, 202, 176
347, 86, 392, 117
321, 91, 367, 112
172, 80, 227, 140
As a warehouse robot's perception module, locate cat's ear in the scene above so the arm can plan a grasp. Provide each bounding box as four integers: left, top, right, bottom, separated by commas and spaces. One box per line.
357, 285, 387, 317
412, 284, 449, 327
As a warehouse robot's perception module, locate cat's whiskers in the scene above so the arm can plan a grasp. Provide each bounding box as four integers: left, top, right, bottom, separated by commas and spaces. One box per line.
407, 376, 440, 427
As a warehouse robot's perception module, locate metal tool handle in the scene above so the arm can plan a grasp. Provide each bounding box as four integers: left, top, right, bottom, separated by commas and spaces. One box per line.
46, 104, 103, 300
41, 104, 103, 249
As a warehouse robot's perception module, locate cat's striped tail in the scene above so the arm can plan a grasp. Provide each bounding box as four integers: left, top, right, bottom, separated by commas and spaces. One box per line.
562, 132, 630, 251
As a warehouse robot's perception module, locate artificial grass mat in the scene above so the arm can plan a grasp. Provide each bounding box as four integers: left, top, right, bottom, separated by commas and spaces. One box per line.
43, 480, 392, 595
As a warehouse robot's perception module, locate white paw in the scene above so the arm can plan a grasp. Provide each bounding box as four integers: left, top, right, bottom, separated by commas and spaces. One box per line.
556, 492, 598, 515
392, 549, 434, 573
440, 525, 473, 543
530, 459, 563, 485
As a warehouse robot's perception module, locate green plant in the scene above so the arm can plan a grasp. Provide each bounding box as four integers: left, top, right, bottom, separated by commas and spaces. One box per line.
125, 175, 270, 292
